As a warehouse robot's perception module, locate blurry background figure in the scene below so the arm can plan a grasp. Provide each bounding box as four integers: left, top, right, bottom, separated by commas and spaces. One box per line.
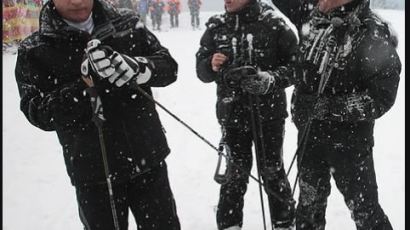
167, 0, 181, 28
117, 0, 133, 8
138, 0, 151, 24
2, 0, 42, 52
150, 0, 165, 30
188, 0, 201, 30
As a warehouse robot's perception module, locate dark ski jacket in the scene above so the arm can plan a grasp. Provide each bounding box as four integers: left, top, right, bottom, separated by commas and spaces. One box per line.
15, 0, 178, 187
271, 0, 317, 31
150, 0, 165, 15
188, 0, 201, 12
291, 0, 401, 146
196, 1, 297, 130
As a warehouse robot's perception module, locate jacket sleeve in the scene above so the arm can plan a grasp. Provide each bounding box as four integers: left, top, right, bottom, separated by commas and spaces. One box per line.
141, 27, 178, 87
269, 18, 299, 89
195, 28, 219, 83
326, 36, 401, 122
271, 0, 300, 22
15, 46, 92, 131
272, 0, 305, 30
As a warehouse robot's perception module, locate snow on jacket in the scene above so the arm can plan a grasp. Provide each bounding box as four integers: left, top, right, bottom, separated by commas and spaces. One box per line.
15, 0, 178, 186
271, 0, 318, 31
196, 1, 297, 129
290, 0, 401, 145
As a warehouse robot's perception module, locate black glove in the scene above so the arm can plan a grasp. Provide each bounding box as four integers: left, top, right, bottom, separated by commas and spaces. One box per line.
222, 65, 255, 88
311, 96, 330, 120
81, 39, 152, 87
313, 93, 373, 122
311, 96, 346, 121
240, 66, 276, 95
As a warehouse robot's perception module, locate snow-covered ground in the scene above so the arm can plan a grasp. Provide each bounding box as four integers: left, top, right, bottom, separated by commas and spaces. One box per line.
3, 9, 405, 230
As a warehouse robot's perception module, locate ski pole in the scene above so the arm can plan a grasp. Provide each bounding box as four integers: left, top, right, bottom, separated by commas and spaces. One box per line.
132, 84, 292, 204
85, 86, 121, 230
249, 95, 268, 230
290, 32, 342, 194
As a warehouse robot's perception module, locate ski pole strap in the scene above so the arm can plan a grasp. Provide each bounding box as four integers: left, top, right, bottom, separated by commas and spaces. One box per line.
84, 85, 120, 230
214, 140, 233, 185
85, 87, 106, 127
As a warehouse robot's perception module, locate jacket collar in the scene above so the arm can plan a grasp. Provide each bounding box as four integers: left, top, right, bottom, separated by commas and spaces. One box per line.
311, 0, 369, 29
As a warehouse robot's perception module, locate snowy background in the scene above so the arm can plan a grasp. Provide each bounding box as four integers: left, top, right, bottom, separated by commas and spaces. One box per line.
3, 7, 405, 230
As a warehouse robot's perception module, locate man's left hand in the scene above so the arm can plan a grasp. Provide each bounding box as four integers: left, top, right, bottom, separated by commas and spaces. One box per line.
240, 67, 276, 95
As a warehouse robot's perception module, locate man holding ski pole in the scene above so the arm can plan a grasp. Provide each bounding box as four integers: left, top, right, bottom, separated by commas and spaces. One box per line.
252, 0, 401, 229
196, 0, 298, 229
14, 0, 181, 229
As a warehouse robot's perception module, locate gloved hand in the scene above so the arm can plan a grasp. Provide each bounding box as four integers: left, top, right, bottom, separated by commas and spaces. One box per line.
222, 65, 255, 88
311, 96, 345, 121
239, 66, 276, 95
81, 39, 115, 79
311, 96, 330, 120
312, 93, 371, 122
108, 53, 152, 87
81, 39, 152, 87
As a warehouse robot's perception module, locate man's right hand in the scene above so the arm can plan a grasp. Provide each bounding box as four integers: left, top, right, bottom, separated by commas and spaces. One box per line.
83, 39, 115, 79
211, 53, 228, 72
82, 39, 152, 87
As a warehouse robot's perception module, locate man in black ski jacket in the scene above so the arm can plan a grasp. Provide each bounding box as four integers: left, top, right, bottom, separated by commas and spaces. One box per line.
244, 0, 401, 229
14, 0, 180, 229
196, 0, 297, 229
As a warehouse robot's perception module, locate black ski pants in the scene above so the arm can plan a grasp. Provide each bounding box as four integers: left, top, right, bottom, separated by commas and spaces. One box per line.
296, 129, 392, 230
216, 119, 295, 229
75, 161, 181, 230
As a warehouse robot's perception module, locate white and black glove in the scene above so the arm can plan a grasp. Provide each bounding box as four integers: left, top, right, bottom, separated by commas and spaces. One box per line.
238, 66, 276, 95
108, 53, 152, 87
81, 39, 115, 79
81, 39, 152, 87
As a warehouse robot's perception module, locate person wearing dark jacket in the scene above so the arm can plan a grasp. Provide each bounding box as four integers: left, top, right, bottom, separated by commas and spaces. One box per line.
14, 0, 181, 229
188, 0, 201, 30
196, 0, 298, 229
138, 0, 150, 23
167, 0, 181, 28
244, 0, 401, 229
150, 0, 165, 31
